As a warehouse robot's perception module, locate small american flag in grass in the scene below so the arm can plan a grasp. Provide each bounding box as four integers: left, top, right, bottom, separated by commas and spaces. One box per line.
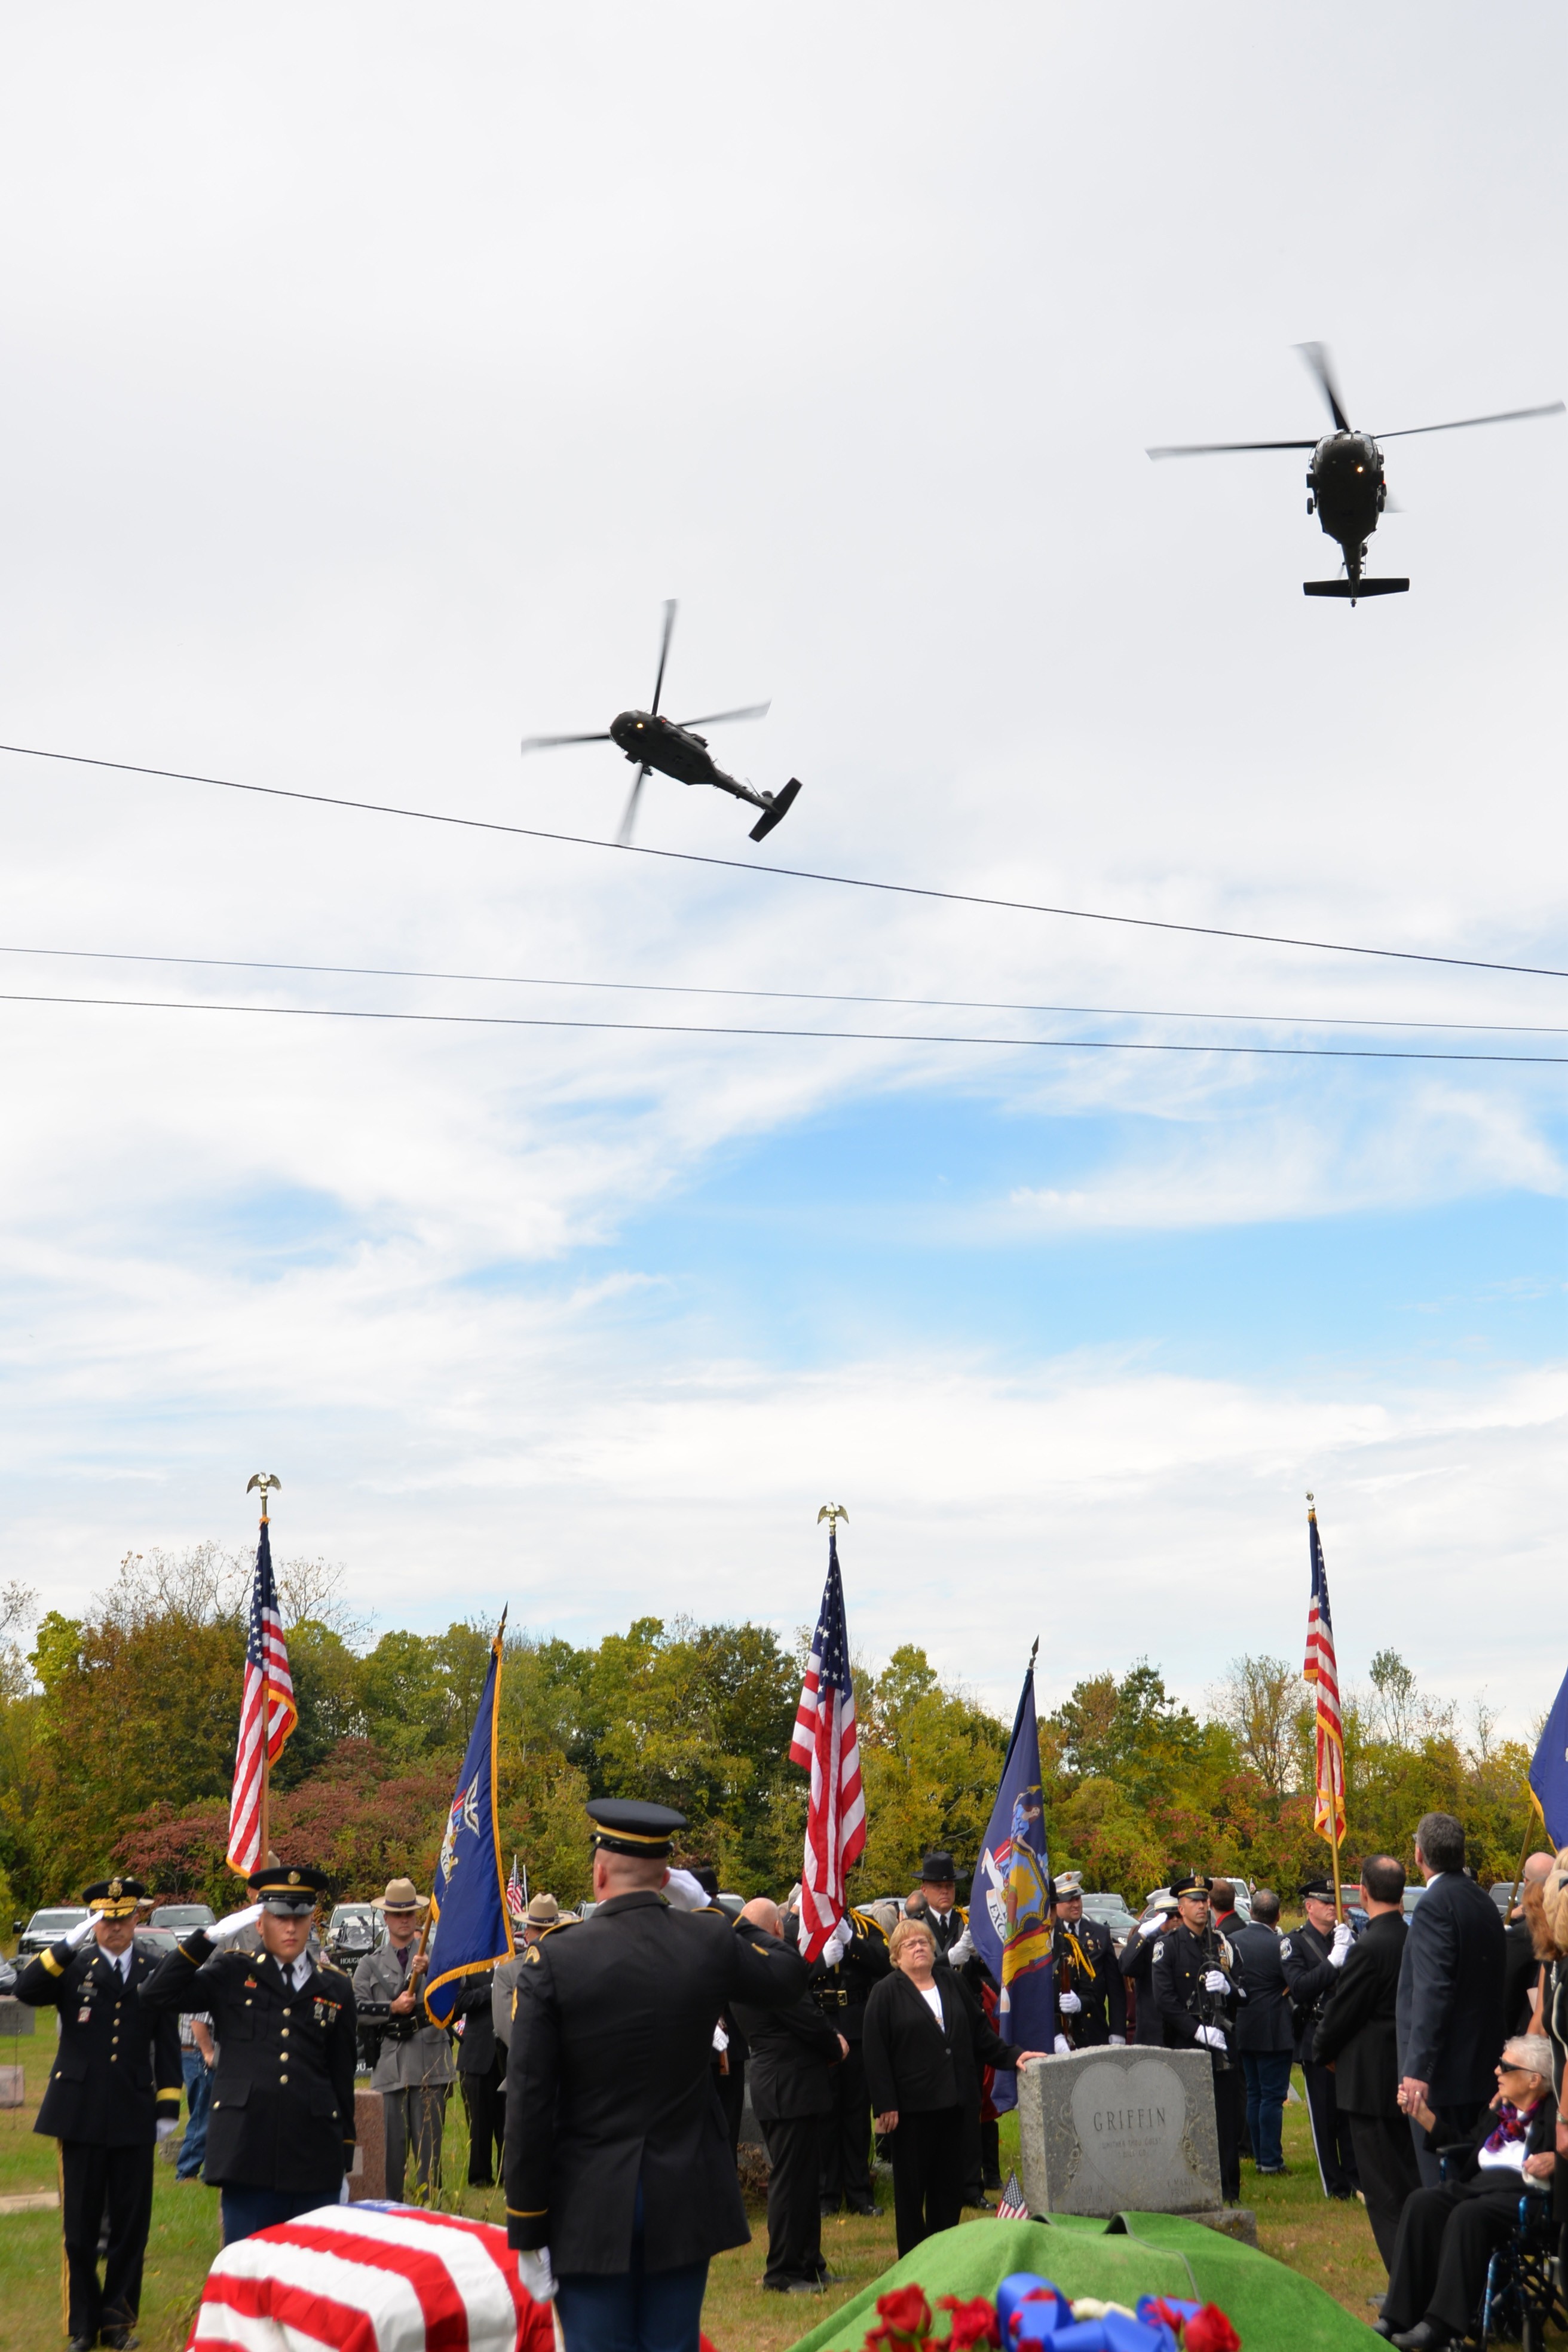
996, 2168, 1029, 2220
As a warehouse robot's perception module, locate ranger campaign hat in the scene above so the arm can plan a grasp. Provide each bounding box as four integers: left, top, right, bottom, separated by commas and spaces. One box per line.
1168, 1870, 1214, 1899
83, 1876, 146, 1919
249, 1863, 330, 1915
920, 1850, 959, 1885
1298, 1876, 1337, 1903
586, 1798, 686, 1858
372, 1876, 428, 1914
523, 1892, 560, 1925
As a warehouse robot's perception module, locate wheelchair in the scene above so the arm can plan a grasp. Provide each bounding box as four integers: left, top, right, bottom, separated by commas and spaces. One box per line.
1475, 2192, 1563, 2352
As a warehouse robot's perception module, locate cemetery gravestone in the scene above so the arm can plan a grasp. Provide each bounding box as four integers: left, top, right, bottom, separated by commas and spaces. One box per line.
1018, 2046, 1224, 2219
350, 2085, 387, 2201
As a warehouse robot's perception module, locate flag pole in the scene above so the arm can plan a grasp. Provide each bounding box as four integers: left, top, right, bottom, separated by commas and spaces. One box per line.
246, 1473, 281, 1867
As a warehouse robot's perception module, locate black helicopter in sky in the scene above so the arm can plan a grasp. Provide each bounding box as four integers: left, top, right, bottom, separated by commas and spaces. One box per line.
520, 601, 801, 843
1149, 344, 1563, 604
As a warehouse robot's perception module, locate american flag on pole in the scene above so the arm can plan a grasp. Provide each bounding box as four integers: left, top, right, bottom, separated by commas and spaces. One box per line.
1303, 1502, 1345, 1845
506, 1855, 525, 1921
225, 1516, 298, 1878
789, 1519, 865, 1961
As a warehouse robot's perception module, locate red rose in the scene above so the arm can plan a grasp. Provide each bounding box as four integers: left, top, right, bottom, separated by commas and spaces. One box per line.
1184, 2306, 1240, 2352
867, 2285, 935, 2345
939, 2293, 1002, 2347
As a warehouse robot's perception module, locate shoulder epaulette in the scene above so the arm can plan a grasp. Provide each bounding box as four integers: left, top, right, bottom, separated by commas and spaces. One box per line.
316, 1960, 353, 1986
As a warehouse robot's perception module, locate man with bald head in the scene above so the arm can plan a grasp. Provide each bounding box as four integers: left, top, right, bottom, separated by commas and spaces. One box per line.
733, 1898, 849, 2295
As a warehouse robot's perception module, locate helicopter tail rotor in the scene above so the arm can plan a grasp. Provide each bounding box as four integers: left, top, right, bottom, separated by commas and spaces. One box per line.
748, 777, 803, 842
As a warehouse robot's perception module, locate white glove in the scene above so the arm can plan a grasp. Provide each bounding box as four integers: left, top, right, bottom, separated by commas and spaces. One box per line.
1108, 2034, 1126, 2045
517, 2249, 556, 2304
1058, 1989, 1082, 2014
208, 1905, 265, 1943
946, 1924, 975, 1967
1053, 2034, 1071, 2054
156, 2118, 178, 2140
1138, 1914, 1163, 1940
712, 2023, 729, 2054
821, 1917, 853, 1965
65, 1913, 99, 1948
1196, 2023, 1227, 2051
663, 1869, 707, 1914
1328, 1922, 1353, 1968
1202, 1969, 1228, 1994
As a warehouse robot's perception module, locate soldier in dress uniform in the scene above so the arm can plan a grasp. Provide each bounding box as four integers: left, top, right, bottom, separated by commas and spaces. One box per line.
1052, 1874, 1128, 2048
140, 1862, 357, 2245
1281, 1876, 1361, 2201
504, 1797, 810, 2352
1150, 1869, 1246, 2204
788, 1897, 889, 2217
15, 1875, 182, 2351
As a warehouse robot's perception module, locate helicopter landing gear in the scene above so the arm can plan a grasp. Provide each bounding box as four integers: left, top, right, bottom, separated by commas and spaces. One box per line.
1306, 496, 1315, 514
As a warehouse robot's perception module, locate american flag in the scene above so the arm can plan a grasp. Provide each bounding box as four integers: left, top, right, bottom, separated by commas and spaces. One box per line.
789, 1524, 865, 1961
225, 1517, 298, 1878
506, 1855, 525, 1921
1303, 1502, 1345, 1845
996, 2167, 1030, 2221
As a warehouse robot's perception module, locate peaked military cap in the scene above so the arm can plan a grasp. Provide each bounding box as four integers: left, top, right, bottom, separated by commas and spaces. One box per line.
919, 1849, 959, 1884
1054, 1871, 1084, 1898
249, 1861, 329, 1913
1168, 1870, 1213, 1898
1298, 1876, 1337, 1903
586, 1798, 686, 1858
82, 1875, 146, 1918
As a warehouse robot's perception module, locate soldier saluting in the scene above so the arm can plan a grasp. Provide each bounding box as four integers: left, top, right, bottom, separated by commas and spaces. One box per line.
1150, 1869, 1246, 2204
15, 1875, 182, 2351
141, 1862, 357, 2244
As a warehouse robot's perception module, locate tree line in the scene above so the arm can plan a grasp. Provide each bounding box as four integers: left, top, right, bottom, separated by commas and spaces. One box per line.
0, 1549, 1538, 1923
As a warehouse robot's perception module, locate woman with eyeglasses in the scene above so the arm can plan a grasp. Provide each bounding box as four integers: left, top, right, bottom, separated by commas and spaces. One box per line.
1376, 2034, 1557, 2350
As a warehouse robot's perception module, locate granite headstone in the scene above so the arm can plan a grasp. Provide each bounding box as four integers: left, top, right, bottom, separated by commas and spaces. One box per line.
1018, 2045, 1224, 2218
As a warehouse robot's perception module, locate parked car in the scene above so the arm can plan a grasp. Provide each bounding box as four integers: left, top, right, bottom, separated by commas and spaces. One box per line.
323, 1903, 387, 1965
16, 1906, 90, 1958
1489, 1881, 1520, 1916
1402, 1886, 1426, 1915
1080, 1893, 1137, 1945
133, 1928, 179, 1962
0, 1952, 16, 1992
149, 1903, 216, 1934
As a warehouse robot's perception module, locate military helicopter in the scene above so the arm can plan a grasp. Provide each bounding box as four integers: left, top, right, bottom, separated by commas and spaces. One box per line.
1149, 344, 1563, 604
519, 601, 802, 843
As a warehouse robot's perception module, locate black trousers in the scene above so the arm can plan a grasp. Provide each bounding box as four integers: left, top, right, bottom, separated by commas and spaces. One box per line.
1302, 2058, 1359, 2197
1385, 2175, 1536, 2334
760, 2112, 826, 2286
712, 2060, 745, 2162
62, 2139, 154, 2339
1348, 2109, 1423, 2271
461, 2062, 505, 2185
819, 2039, 874, 2209
1211, 2056, 1244, 2203
889, 2103, 964, 2258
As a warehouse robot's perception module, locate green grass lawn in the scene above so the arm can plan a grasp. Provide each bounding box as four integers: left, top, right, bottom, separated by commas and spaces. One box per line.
0, 2034, 1401, 2352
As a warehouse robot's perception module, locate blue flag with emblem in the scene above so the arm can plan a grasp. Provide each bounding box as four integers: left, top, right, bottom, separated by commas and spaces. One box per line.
422, 1617, 514, 2028
967, 1643, 1056, 2112
1529, 1664, 1568, 1848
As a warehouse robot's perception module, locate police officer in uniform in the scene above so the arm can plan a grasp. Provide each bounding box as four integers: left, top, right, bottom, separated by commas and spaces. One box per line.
1052, 1874, 1127, 2048
1151, 1870, 1245, 2203
1281, 1876, 1360, 2200
16, 1875, 182, 2350
141, 1863, 357, 2244
505, 1798, 810, 2352
1120, 1891, 1177, 2044
795, 1900, 889, 2216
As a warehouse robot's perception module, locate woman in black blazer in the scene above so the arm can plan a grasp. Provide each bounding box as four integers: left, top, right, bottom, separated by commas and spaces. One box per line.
862, 1915, 1046, 2255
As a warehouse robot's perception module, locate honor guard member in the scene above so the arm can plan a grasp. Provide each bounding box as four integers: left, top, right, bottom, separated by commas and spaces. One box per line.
1120, 1890, 1177, 2045
1281, 1878, 1361, 2201
795, 1898, 889, 2216
1052, 1874, 1128, 2048
1150, 1870, 1246, 2204
16, 1876, 182, 2351
141, 1863, 357, 2244
353, 1877, 456, 2203
505, 1797, 810, 2352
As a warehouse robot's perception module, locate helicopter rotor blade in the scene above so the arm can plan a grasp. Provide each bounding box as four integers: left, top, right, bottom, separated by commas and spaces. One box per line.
617, 763, 651, 846
519, 731, 612, 753
1147, 439, 1316, 458
1375, 400, 1565, 441
1297, 342, 1352, 432
675, 702, 771, 728
650, 599, 677, 718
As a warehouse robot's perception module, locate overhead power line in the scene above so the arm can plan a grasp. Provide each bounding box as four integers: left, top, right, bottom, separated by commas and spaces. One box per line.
2, 738, 1565, 984
1, 939, 1566, 1040
2, 986, 1566, 1066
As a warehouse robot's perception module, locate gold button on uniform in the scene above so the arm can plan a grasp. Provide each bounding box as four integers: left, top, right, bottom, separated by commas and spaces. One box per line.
279, 2073, 288, 2084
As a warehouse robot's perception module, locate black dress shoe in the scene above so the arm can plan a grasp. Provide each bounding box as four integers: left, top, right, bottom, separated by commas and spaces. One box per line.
1391, 2324, 1449, 2351
100, 2333, 140, 2350
846, 2200, 883, 2217
68, 2336, 94, 2351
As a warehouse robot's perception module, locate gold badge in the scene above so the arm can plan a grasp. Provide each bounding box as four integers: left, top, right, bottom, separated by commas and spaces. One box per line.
289, 1871, 301, 1886
109, 1878, 122, 1899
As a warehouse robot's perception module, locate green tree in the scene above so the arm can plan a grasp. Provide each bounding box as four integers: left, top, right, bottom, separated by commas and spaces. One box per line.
855, 1646, 1007, 1892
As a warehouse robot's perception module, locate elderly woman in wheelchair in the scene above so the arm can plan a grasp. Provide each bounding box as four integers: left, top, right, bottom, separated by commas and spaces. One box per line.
1375, 2034, 1557, 2350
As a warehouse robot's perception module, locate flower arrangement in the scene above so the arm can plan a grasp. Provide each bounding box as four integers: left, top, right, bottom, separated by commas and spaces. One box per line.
859, 2275, 1240, 2352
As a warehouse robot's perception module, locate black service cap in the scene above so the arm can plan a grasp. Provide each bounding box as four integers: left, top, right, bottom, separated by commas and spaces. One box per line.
249, 1863, 329, 1914
1298, 1877, 1336, 1903
1167, 1870, 1213, 1898
82, 1876, 146, 1918
587, 1798, 686, 1858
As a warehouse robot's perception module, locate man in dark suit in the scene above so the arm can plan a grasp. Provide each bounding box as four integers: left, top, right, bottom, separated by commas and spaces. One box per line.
790, 1898, 889, 2218
733, 1898, 847, 2294
142, 1862, 358, 2245
450, 1968, 505, 2185
1230, 1888, 1294, 2177
504, 1798, 809, 2352
1314, 1855, 1421, 2269
1396, 1812, 1506, 2186
16, 1875, 182, 2351
1282, 1877, 1361, 2200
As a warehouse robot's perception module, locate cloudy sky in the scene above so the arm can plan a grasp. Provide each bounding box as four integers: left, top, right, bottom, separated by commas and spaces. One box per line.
0, 7, 1563, 1732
